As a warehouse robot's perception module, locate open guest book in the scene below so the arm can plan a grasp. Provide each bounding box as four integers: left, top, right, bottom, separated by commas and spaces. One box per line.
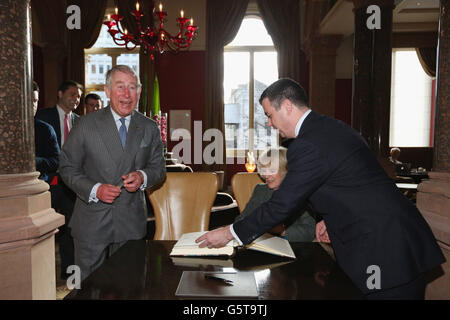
170, 231, 296, 259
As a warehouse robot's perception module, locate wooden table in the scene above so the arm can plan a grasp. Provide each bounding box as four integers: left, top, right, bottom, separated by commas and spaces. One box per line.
65, 240, 362, 300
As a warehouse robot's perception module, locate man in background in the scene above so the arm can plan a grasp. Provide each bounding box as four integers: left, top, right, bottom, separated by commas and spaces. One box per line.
35, 80, 83, 279
33, 81, 60, 183
389, 147, 402, 165
84, 93, 103, 114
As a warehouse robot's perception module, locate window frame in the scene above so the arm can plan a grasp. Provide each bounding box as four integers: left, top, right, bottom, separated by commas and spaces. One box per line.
84, 47, 140, 94
389, 47, 434, 148
224, 19, 278, 158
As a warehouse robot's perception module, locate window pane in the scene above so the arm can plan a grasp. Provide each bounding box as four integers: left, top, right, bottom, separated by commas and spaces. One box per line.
390, 50, 433, 147
228, 17, 274, 47
117, 54, 140, 74
92, 25, 123, 48
85, 54, 112, 85
224, 52, 250, 150
254, 52, 279, 150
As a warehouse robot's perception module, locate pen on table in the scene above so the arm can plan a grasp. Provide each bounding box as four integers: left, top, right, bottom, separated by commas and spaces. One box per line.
204, 274, 234, 285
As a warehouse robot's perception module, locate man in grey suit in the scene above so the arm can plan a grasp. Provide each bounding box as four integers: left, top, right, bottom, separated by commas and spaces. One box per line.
59, 65, 166, 281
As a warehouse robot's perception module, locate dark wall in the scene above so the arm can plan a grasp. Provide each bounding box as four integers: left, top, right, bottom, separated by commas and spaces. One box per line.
157, 50, 206, 173
32, 44, 45, 109
335, 79, 352, 125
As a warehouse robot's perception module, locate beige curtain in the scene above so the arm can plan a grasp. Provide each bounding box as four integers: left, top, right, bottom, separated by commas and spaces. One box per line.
67, 0, 108, 114
257, 0, 301, 82
415, 47, 437, 77
116, 0, 156, 115
204, 0, 249, 174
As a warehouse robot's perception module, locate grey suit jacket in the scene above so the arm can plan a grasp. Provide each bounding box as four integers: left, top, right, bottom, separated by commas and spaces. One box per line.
59, 106, 166, 244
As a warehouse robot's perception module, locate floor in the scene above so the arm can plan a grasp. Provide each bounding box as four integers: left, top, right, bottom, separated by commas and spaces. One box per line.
55, 242, 72, 300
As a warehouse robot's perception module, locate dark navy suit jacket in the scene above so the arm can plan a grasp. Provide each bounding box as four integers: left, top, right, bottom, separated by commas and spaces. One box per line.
34, 118, 60, 182
35, 106, 79, 148
233, 111, 445, 294
35, 106, 79, 217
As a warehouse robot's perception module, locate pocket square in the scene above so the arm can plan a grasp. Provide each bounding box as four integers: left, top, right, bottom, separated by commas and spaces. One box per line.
140, 139, 149, 148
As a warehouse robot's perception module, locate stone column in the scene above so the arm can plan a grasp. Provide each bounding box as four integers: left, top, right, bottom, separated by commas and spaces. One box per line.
417, 0, 450, 300
0, 0, 64, 299
351, 0, 394, 159
306, 35, 343, 118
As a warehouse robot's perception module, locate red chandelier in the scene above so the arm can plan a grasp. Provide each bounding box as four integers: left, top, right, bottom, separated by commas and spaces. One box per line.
104, 2, 198, 60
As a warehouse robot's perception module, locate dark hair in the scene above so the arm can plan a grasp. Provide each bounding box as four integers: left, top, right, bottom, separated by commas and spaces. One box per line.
259, 78, 309, 110
58, 80, 84, 94
85, 93, 102, 103
33, 81, 39, 92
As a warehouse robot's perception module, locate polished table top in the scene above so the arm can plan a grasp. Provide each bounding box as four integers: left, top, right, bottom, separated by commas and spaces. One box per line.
65, 240, 363, 300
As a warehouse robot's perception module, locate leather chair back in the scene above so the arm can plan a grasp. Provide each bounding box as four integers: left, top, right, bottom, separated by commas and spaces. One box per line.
147, 172, 219, 240
231, 172, 264, 213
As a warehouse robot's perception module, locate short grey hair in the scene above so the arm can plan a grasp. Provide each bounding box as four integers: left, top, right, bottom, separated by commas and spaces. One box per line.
105, 65, 141, 89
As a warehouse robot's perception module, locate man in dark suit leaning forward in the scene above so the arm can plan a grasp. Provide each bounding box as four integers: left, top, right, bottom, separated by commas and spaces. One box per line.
59, 65, 166, 281
197, 78, 445, 299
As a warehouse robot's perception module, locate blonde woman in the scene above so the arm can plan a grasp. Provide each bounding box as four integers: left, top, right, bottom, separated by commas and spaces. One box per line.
234, 147, 316, 242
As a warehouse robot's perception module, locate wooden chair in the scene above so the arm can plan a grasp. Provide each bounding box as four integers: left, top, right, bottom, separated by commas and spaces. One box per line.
146, 172, 218, 240
231, 172, 264, 213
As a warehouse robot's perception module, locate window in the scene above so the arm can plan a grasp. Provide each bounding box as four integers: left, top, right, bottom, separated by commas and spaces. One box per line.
85, 22, 140, 107
390, 49, 434, 147
224, 16, 279, 157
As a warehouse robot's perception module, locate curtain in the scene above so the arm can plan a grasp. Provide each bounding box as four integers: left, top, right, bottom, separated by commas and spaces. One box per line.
116, 0, 156, 115
67, 0, 107, 114
415, 47, 437, 78
31, 0, 68, 107
204, 0, 249, 174
257, 0, 301, 82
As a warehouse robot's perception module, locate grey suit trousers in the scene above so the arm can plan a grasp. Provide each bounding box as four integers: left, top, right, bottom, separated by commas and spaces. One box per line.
74, 238, 127, 281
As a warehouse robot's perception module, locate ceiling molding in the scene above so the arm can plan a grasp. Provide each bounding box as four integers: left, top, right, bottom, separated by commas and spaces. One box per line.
319, 0, 439, 36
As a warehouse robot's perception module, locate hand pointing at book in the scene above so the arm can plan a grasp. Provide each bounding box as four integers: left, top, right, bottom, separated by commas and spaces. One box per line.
196, 225, 235, 248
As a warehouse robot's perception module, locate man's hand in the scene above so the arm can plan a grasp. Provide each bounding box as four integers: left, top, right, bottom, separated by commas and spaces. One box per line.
195, 225, 235, 248
97, 184, 121, 203
122, 171, 144, 192
269, 223, 286, 236
315, 220, 330, 243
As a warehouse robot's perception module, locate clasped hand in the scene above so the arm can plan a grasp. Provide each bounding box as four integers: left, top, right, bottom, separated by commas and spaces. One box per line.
96, 171, 143, 204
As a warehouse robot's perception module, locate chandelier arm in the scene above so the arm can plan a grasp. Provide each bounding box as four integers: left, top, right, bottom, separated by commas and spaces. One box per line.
105, 5, 197, 56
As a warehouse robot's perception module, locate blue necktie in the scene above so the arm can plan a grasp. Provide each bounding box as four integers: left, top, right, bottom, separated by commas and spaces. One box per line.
119, 118, 127, 148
